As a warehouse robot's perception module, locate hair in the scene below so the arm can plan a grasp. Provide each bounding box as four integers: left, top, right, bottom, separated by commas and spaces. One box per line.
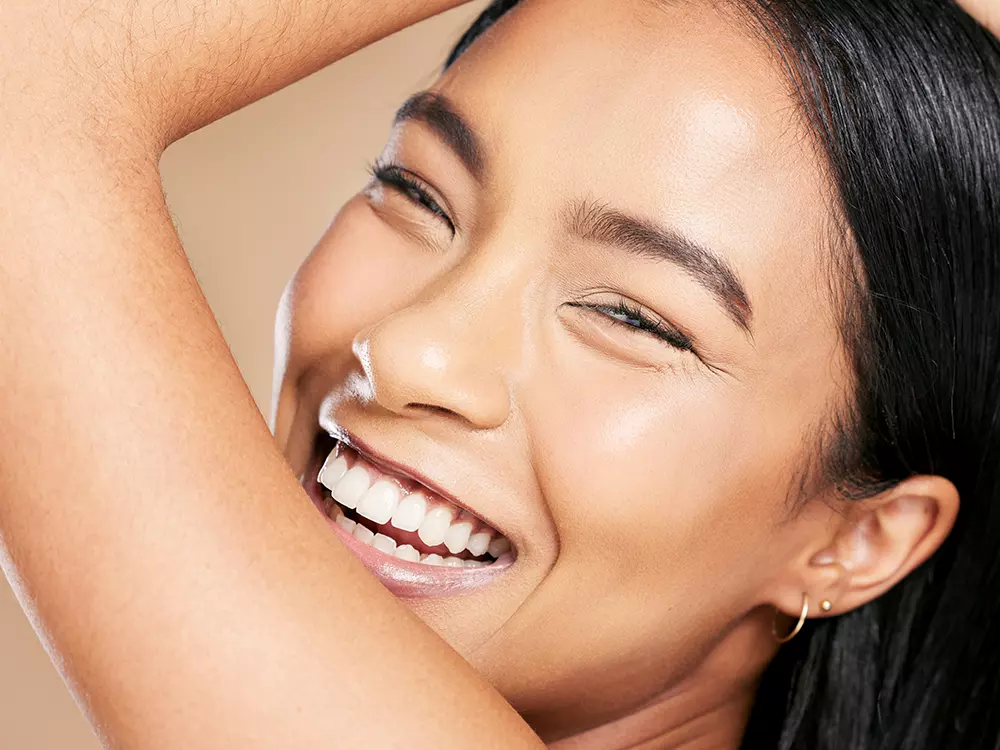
445, 2, 1000, 749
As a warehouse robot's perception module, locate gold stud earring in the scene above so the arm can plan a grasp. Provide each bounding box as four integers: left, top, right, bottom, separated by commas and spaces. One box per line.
821, 600, 833, 612
772, 593, 809, 644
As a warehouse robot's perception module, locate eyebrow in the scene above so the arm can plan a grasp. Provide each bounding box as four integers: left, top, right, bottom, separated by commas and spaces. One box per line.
566, 200, 753, 333
393, 91, 486, 181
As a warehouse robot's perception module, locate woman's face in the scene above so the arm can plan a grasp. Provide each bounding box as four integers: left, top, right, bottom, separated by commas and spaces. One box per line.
274, 0, 848, 738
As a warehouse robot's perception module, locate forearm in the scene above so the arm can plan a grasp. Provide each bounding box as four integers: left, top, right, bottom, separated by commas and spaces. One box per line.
0, 2, 540, 749
2, 0, 468, 150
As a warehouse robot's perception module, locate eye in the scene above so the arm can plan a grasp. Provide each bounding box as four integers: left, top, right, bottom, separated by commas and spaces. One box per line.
368, 160, 456, 234
568, 298, 695, 353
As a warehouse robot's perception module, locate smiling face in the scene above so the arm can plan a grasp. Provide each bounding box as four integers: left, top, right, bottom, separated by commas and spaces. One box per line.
272, 0, 852, 741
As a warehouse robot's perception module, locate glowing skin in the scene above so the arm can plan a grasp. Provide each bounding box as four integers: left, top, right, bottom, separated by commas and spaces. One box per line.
275, 0, 856, 744
0, 0, 971, 747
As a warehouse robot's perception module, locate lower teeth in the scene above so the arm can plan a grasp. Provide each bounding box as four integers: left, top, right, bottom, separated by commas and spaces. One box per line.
327, 497, 498, 568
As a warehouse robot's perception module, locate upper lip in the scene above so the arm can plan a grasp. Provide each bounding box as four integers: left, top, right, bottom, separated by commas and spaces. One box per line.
327, 427, 507, 538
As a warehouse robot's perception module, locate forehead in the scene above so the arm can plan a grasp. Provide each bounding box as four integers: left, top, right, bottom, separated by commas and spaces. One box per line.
437, 0, 841, 367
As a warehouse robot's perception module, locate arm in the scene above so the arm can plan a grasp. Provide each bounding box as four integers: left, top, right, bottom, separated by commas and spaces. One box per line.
0, 2, 542, 748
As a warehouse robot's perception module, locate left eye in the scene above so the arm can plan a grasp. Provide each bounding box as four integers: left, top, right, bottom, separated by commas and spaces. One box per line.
570, 300, 695, 353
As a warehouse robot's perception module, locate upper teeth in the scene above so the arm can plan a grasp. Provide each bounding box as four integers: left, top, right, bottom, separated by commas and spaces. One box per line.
317, 445, 509, 565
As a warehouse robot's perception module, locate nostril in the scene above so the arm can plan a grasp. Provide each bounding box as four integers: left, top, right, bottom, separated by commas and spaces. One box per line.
404, 402, 463, 420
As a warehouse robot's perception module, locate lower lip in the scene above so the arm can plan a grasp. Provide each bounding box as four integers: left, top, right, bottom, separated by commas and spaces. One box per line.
301, 443, 514, 598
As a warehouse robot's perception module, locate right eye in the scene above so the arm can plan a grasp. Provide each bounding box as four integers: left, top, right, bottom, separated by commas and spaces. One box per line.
368, 160, 456, 235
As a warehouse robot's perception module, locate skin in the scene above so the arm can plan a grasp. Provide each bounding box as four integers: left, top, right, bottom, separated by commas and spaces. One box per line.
0, 0, 990, 748
0, 3, 542, 749
273, 1, 960, 746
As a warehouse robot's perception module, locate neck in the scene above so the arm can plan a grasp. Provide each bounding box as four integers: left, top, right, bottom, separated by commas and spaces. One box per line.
546, 609, 778, 750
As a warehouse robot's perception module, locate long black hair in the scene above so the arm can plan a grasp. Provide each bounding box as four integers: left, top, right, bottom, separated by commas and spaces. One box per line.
445, 2, 1000, 748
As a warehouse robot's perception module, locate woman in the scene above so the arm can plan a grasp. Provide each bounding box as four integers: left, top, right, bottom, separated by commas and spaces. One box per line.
0, 0, 997, 748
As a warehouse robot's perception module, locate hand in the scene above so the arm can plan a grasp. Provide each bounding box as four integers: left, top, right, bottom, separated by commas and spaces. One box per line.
959, 0, 1000, 37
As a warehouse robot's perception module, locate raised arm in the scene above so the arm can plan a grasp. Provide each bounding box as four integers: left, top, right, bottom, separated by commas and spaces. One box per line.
0, 2, 542, 748
13, 0, 468, 145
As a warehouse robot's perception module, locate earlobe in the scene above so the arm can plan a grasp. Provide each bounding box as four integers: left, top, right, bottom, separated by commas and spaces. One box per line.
822, 475, 959, 613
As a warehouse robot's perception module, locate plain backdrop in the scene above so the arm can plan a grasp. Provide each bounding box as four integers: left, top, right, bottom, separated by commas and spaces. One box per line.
0, 4, 487, 747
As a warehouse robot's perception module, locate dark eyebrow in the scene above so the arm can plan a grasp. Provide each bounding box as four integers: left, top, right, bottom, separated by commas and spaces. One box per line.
566, 200, 753, 334
393, 91, 485, 181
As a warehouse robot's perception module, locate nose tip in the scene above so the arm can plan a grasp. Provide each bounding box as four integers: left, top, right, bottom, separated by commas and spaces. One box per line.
352, 315, 511, 430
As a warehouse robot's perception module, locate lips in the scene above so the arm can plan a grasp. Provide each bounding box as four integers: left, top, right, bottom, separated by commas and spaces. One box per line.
302, 432, 515, 597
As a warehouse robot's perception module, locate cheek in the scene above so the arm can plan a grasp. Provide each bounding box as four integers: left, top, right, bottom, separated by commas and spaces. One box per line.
274, 196, 445, 453
492, 359, 799, 664
521, 358, 799, 632
532, 367, 770, 569
280, 196, 444, 371
493, 370, 790, 712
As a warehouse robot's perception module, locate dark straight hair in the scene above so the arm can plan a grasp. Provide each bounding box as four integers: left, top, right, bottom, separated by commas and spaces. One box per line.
446, 2, 1000, 748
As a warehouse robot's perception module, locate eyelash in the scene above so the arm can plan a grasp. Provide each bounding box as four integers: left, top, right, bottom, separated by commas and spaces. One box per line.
368, 160, 456, 234
571, 298, 695, 353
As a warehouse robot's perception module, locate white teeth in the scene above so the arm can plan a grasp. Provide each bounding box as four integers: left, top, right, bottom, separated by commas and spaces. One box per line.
372, 533, 397, 555
317, 448, 510, 567
333, 466, 370, 510
444, 519, 474, 555
467, 531, 492, 557
318, 454, 348, 491
390, 492, 428, 533
488, 536, 511, 558
335, 514, 357, 535
352, 524, 375, 546
418, 506, 455, 548
395, 544, 421, 563
356, 480, 401, 525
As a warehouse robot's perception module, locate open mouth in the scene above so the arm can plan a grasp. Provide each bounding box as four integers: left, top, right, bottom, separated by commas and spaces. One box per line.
305, 433, 514, 571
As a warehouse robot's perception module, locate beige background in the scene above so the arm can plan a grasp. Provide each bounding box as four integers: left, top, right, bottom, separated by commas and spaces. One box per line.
0, 4, 486, 747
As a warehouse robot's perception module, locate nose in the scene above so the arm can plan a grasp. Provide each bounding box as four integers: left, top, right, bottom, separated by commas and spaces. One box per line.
352, 258, 521, 430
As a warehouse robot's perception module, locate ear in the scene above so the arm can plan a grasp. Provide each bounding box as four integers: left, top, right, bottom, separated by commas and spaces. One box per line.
772, 475, 959, 620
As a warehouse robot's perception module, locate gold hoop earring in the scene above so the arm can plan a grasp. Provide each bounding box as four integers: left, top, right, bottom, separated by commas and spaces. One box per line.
773, 593, 809, 644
